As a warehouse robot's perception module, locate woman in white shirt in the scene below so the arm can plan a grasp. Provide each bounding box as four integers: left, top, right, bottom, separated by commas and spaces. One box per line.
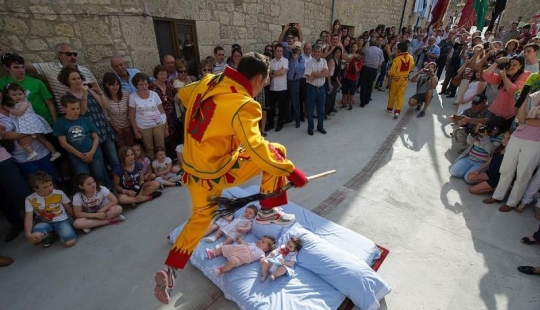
129, 73, 168, 159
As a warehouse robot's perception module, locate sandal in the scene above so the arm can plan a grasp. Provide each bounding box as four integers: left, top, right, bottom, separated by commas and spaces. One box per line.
498, 204, 514, 212
515, 201, 528, 214
42, 233, 55, 248
520, 237, 537, 245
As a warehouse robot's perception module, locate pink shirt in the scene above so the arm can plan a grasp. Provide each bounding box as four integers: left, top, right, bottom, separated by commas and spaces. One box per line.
483, 71, 531, 119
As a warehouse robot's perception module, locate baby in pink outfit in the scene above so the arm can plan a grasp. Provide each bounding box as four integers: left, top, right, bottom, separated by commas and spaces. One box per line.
206, 235, 276, 274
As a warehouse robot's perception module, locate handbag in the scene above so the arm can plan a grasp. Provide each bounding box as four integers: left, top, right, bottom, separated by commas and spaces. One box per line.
451, 73, 464, 87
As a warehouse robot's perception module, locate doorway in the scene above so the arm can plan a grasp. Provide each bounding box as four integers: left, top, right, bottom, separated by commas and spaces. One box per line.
153, 19, 200, 76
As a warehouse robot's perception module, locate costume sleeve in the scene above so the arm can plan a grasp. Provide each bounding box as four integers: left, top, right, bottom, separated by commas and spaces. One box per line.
387, 58, 400, 77
178, 81, 200, 109
231, 100, 295, 176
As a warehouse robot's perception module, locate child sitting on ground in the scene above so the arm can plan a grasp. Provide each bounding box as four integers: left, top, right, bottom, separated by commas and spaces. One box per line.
152, 146, 181, 187
24, 171, 76, 248
202, 205, 257, 246
206, 235, 276, 275
132, 143, 156, 182
3, 83, 61, 161
260, 236, 303, 281
72, 173, 126, 233
467, 130, 511, 195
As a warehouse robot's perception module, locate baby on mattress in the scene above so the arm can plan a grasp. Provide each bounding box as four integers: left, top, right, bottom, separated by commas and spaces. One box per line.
260, 236, 303, 281
203, 205, 257, 246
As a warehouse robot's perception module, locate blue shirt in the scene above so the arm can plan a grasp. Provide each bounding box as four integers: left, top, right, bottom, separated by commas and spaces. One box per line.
53, 116, 99, 153
287, 55, 306, 80
363, 46, 384, 69
116, 68, 140, 93
282, 41, 293, 59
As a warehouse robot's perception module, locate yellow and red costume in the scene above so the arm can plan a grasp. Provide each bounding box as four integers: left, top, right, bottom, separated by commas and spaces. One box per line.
165, 66, 304, 269
386, 52, 415, 114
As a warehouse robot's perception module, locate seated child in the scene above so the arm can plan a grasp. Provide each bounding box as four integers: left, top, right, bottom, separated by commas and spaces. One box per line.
3, 83, 61, 161
53, 94, 106, 185
171, 143, 183, 174
202, 205, 257, 246
206, 235, 276, 275
260, 236, 303, 281
72, 173, 126, 233
468, 130, 511, 195
449, 121, 503, 184
132, 143, 156, 182
151, 146, 181, 187
24, 171, 76, 248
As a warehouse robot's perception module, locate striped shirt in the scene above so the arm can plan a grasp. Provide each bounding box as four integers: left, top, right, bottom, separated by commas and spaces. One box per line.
104, 90, 130, 129
363, 45, 384, 69
33, 62, 97, 115
304, 57, 328, 87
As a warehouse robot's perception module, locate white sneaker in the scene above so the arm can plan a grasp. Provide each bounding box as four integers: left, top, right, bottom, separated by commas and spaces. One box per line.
203, 236, 217, 243
50, 152, 61, 162
256, 208, 295, 225
393, 113, 399, 119
83, 228, 92, 233
26, 151, 38, 161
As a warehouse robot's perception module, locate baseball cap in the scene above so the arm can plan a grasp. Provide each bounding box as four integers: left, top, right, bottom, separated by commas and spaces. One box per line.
293, 41, 302, 49
471, 94, 487, 105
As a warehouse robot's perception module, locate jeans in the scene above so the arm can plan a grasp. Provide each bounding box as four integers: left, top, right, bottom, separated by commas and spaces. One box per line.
0, 158, 30, 227
16, 153, 55, 180
299, 78, 307, 120
375, 61, 388, 87
449, 157, 484, 184
306, 84, 326, 130
359, 66, 378, 106
33, 219, 77, 243
288, 79, 301, 122
70, 146, 106, 184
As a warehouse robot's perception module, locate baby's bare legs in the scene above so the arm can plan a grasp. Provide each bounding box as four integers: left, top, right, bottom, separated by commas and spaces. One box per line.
260, 258, 271, 281
270, 266, 287, 280
222, 236, 234, 246
220, 260, 236, 273
17, 137, 33, 154
204, 223, 218, 236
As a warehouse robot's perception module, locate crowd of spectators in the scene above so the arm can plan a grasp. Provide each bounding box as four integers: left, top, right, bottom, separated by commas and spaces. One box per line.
1, 13, 540, 271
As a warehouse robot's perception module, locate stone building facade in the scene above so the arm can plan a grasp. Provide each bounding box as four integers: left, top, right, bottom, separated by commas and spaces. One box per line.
498, 0, 540, 30
1, 0, 415, 79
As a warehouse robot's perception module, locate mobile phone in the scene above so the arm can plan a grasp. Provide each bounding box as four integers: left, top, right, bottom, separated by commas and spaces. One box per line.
289, 23, 296, 27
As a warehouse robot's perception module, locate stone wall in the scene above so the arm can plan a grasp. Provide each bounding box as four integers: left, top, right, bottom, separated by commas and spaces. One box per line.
1, 0, 414, 80
336, 0, 417, 36
498, 1, 540, 30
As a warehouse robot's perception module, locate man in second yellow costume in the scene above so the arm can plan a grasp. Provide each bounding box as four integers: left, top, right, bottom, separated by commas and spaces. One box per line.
386, 42, 415, 119
153, 52, 308, 304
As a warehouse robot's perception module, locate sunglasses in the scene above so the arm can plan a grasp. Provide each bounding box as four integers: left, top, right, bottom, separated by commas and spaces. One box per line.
58, 51, 78, 57
1, 52, 20, 60
179, 70, 187, 73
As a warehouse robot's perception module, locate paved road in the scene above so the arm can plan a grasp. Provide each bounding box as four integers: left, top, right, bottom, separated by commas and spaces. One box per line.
1, 79, 539, 310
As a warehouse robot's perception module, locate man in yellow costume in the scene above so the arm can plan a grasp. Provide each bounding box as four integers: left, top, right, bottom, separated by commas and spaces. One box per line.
153, 52, 308, 304
386, 42, 415, 119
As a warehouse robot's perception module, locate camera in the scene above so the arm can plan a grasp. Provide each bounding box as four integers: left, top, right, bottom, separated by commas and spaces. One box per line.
289, 23, 296, 27
483, 42, 490, 50
497, 62, 510, 70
